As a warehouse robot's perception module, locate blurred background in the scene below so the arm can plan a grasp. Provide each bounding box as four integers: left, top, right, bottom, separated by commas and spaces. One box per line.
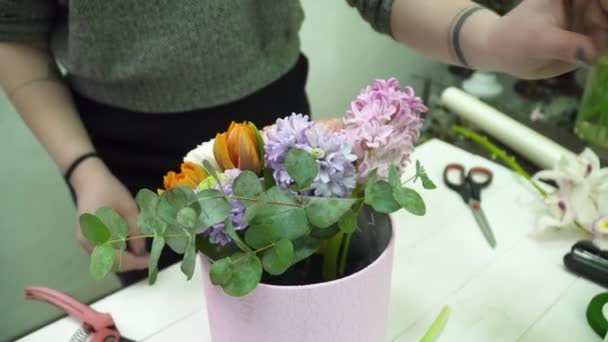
2, 0, 593, 340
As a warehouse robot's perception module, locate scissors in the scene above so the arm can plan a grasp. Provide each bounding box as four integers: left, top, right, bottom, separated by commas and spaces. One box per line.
443, 163, 497, 248
25, 287, 135, 341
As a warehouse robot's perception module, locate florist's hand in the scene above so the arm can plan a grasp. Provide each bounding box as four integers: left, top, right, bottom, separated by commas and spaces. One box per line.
72, 158, 149, 272
486, 0, 608, 79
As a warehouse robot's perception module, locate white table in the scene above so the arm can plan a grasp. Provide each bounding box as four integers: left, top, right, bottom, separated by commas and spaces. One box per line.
18, 139, 604, 341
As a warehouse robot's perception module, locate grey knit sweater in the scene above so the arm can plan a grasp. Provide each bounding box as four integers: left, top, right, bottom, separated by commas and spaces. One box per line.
0, 0, 393, 113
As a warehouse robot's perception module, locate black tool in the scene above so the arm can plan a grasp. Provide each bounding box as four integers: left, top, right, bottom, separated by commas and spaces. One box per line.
564, 240, 608, 288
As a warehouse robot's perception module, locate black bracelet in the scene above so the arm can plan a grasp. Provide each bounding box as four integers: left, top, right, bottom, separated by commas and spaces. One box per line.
448, 5, 485, 68
64, 152, 99, 183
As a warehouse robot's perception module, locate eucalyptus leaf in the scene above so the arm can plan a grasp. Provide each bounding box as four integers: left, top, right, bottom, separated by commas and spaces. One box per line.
137, 213, 167, 236
262, 239, 293, 275
338, 209, 357, 234
165, 224, 189, 254
95, 207, 129, 238
80, 214, 111, 246
157, 186, 190, 224
244, 224, 280, 249
196, 189, 232, 228
177, 207, 197, 229
225, 220, 252, 253
90, 245, 115, 279
202, 160, 224, 195
393, 187, 426, 216
291, 236, 321, 265
388, 164, 401, 188
180, 238, 197, 280
223, 253, 262, 297
416, 161, 437, 189
305, 197, 357, 228
254, 186, 299, 217
210, 257, 233, 286
149, 236, 165, 285
232, 171, 264, 204
251, 207, 309, 241
366, 180, 401, 214
364, 169, 378, 200
242, 203, 261, 224
135, 188, 158, 214
286, 148, 318, 189
196, 234, 239, 261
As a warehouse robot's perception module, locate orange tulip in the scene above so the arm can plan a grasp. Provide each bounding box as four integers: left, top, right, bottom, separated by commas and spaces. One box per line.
158, 162, 208, 195
213, 121, 263, 174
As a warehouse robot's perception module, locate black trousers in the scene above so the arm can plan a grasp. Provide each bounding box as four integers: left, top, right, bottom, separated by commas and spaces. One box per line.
72, 55, 311, 286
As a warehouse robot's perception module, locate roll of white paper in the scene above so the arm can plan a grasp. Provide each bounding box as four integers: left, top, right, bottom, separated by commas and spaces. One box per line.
440, 87, 576, 169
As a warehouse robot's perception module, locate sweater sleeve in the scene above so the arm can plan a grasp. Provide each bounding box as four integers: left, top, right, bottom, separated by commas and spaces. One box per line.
0, 0, 57, 42
345, 0, 395, 36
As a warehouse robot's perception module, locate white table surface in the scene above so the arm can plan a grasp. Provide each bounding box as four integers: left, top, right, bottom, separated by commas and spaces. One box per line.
18, 139, 605, 342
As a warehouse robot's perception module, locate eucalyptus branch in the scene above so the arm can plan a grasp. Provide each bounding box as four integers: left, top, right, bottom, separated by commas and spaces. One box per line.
105, 233, 189, 244
452, 125, 547, 197
232, 243, 276, 264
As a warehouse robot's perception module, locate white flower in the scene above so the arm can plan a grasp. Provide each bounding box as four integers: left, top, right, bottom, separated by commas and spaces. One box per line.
184, 139, 219, 171
533, 148, 608, 234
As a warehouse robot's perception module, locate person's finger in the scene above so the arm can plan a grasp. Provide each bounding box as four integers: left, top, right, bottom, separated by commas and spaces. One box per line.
115, 251, 150, 272
522, 60, 578, 80
533, 27, 597, 67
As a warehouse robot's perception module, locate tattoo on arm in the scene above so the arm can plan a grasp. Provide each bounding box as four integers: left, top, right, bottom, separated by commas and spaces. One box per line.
448, 5, 485, 68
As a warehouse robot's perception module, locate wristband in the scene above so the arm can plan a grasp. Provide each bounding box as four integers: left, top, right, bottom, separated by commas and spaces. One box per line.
64, 152, 99, 183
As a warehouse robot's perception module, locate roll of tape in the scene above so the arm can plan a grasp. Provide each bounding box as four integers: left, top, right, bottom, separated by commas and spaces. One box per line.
588, 292, 608, 338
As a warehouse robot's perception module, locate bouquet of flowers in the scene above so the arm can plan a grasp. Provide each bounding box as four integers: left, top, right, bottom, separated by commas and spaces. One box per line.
79, 78, 435, 296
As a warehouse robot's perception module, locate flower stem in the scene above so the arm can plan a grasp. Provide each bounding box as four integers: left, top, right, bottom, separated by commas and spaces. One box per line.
452, 125, 547, 197
338, 200, 366, 275
323, 231, 343, 281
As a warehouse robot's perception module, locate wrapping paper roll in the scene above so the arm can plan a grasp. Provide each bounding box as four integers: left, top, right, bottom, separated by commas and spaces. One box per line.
440, 87, 576, 169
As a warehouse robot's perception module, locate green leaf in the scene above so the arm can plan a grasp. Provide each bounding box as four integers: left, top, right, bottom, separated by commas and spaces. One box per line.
366, 180, 401, 214
148, 236, 165, 285
263, 239, 294, 275
135, 188, 158, 214
393, 187, 426, 216
90, 245, 115, 279
255, 186, 299, 216
263, 168, 276, 189
232, 171, 264, 203
305, 197, 357, 229
249, 121, 266, 161
364, 169, 378, 200
177, 207, 197, 229
202, 160, 224, 192
223, 253, 262, 297
180, 238, 197, 280
286, 148, 318, 189
137, 213, 167, 236
292, 236, 321, 265
416, 161, 436, 189
225, 219, 252, 253
252, 207, 309, 241
338, 209, 358, 234
210, 257, 232, 286
196, 235, 240, 261
158, 186, 191, 224
165, 225, 189, 253
244, 224, 280, 249
242, 203, 261, 224
196, 189, 232, 228
389, 164, 401, 188
310, 225, 340, 239
95, 207, 128, 238
79, 214, 111, 246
